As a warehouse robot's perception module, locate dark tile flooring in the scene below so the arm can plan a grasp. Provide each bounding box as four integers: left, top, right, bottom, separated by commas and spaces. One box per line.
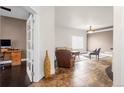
0, 62, 31, 87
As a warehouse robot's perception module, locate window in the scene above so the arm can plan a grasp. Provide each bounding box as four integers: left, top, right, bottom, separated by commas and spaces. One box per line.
72, 36, 83, 49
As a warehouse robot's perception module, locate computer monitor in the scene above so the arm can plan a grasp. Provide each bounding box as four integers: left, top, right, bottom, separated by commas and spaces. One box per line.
0, 39, 11, 48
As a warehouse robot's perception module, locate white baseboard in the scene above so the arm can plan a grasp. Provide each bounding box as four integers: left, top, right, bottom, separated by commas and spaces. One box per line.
0, 58, 27, 64
21, 58, 27, 62
0, 60, 11, 64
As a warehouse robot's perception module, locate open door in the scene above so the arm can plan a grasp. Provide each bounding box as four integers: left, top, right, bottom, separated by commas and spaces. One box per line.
26, 14, 34, 82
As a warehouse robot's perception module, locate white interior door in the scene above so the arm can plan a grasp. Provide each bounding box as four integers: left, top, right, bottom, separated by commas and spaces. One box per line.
26, 14, 34, 82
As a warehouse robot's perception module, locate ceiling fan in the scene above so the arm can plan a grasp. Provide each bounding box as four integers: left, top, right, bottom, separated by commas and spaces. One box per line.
87, 26, 95, 33
0, 6, 11, 12
87, 25, 113, 34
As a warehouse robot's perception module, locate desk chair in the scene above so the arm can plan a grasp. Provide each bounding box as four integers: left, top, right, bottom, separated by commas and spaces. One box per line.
0, 52, 5, 70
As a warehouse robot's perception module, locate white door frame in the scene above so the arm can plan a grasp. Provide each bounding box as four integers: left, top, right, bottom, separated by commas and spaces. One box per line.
26, 14, 34, 82
113, 6, 124, 86
22, 6, 37, 82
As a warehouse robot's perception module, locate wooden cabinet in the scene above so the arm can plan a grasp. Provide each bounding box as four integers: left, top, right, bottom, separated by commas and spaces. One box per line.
1, 48, 22, 66
11, 50, 21, 66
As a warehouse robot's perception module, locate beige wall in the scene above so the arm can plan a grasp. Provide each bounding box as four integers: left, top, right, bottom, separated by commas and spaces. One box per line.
55, 27, 87, 51
87, 31, 113, 52
0, 16, 26, 58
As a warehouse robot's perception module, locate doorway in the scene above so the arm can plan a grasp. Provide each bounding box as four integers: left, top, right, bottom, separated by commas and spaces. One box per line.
0, 6, 35, 86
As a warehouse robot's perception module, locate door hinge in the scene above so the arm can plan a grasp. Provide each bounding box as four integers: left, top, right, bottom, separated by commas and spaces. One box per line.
32, 71, 34, 77
32, 59, 34, 63
33, 19, 35, 23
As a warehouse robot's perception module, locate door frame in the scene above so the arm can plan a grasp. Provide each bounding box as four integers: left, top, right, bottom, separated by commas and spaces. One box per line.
26, 14, 34, 82
22, 6, 37, 82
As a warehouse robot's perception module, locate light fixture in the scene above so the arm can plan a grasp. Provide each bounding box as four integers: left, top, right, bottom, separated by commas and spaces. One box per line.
87, 26, 95, 33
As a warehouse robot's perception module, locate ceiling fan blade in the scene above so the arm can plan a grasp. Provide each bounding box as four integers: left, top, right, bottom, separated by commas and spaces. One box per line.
87, 26, 95, 32
0, 6, 11, 12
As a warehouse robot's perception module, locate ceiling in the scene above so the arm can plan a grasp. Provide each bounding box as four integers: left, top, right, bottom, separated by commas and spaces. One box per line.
55, 6, 113, 30
0, 6, 113, 30
0, 6, 29, 20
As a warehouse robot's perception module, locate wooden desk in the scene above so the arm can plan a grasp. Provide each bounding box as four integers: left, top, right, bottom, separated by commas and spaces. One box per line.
1, 48, 22, 66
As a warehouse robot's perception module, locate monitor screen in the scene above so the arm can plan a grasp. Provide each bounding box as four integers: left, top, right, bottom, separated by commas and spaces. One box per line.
0, 39, 11, 47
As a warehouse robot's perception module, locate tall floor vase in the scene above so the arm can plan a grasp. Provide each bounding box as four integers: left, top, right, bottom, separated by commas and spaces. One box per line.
44, 50, 51, 79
